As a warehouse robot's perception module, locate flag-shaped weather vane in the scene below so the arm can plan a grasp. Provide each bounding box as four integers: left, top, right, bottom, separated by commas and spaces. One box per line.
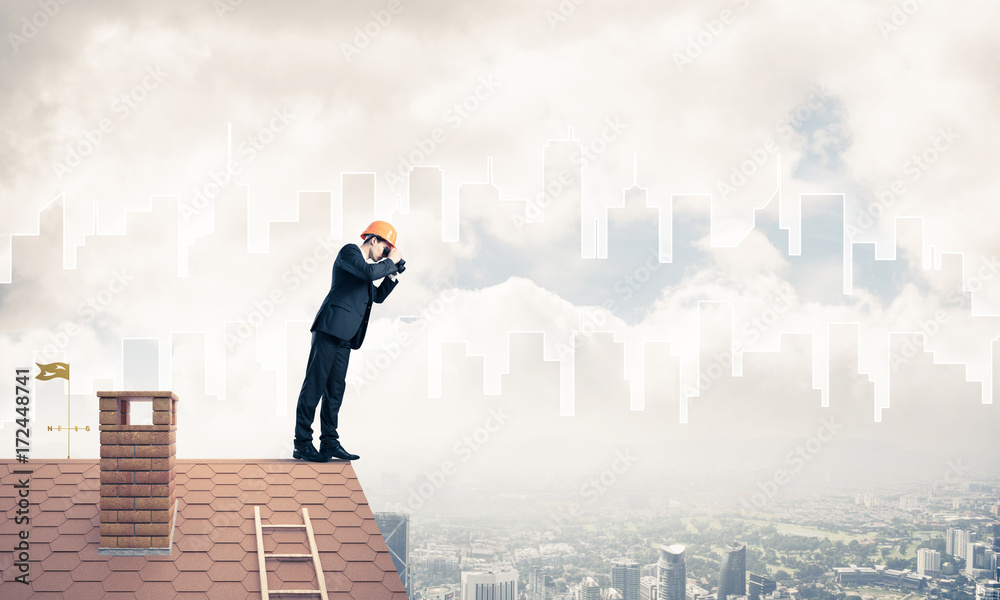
35, 362, 90, 458
36, 362, 69, 381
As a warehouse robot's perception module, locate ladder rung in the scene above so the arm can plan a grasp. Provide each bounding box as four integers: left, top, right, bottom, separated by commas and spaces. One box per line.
267, 591, 322, 595
263, 524, 307, 529
266, 553, 312, 559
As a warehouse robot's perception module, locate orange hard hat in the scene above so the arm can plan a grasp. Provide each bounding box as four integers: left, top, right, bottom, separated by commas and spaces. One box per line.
361, 220, 397, 247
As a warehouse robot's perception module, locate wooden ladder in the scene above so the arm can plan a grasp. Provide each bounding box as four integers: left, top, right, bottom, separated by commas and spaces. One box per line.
254, 505, 329, 600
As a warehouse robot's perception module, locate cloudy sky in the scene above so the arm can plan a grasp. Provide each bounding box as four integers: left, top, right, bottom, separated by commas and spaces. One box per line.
2, 0, 999, 514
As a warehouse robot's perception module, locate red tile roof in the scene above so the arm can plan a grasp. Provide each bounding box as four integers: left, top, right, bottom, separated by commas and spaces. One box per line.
0, 460, 408, 599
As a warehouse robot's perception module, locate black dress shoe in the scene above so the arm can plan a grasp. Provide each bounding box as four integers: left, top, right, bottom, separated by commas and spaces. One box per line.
293, 444, 329, 463
321, 443, 360, 461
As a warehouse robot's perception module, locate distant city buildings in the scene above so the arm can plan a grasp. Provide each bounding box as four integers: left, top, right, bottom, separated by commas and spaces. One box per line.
718, 543, 747, 600
687, 584, 713, 600
413, 543, 460, 579
461, 568, 518, 600
967, 543, 999, 579
577, 576, 601, 600
404, 486, 1000, 599
531, 566, 556, 600
748, 574, 776, 600
833, 565, 928, 591
611, 559, 641, 600
976, 580, 1000, 600
423, 585, 458, 600
947, 528, 977, 560
374, 512, 410, 598
855, 493, 886, 508
640, 576, 659, 600
969, 543, 988, 577
917, 548, 942, 577
658, 545, 687, 600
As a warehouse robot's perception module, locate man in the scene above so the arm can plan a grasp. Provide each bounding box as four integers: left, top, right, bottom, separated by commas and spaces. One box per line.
293, 220, 404, 462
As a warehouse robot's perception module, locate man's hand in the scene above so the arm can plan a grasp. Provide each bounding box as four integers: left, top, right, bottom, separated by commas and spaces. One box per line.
388, 247, 403, 264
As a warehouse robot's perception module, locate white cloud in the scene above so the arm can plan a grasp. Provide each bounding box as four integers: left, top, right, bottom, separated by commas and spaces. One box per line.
1, 0, 998, 482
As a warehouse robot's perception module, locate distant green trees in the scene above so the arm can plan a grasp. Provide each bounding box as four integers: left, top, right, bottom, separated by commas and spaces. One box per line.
796, 584, 839, 600
884, 557, 913, 570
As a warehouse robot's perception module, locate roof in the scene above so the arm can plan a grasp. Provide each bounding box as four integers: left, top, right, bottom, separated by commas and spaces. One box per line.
0, 459, 408, 600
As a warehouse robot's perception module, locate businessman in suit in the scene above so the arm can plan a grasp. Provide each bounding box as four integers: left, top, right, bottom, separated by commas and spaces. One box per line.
293, 220, 403, 462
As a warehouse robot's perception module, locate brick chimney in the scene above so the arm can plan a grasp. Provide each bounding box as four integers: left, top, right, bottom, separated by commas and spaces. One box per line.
98, 391, 178, 554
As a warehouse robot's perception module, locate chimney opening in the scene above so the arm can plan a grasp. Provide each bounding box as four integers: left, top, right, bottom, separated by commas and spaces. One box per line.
130, 401, 153, 425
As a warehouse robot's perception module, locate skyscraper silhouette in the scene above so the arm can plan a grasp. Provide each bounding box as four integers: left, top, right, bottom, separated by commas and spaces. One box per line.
748, 573, 775, 600
718, 542, 747, 600
658, 545, 686, 600
462, 569, 517, 600
374, 512, 410, 598
530, 566, 555, 600
578, 576, 602, 600
612, 559, 641, 600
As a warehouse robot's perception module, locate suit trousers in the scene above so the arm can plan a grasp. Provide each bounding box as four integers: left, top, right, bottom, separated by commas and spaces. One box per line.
294, 330, 352, 447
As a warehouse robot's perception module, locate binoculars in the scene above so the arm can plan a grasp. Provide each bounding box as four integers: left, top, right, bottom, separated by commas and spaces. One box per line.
380, 246, 405, 273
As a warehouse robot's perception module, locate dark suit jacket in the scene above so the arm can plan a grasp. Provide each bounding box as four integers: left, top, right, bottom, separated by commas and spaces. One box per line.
310, 243, 400, 349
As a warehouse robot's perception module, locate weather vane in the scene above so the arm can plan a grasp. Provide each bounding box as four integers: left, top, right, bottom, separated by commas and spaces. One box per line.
36, 362, 92, 459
